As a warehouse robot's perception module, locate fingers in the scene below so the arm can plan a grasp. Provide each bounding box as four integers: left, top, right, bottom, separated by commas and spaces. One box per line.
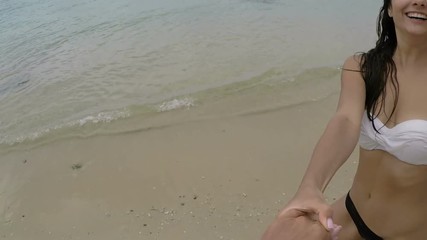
317, 204, 334, 230
279, 197, 339, 235
299, 203, 341, 235
332, 224, 342, 236
329, 219, 342, 240
291, 202, 333, 230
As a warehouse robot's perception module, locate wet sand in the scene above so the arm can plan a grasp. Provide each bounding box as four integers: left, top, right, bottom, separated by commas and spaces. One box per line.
0, 92, 358, 240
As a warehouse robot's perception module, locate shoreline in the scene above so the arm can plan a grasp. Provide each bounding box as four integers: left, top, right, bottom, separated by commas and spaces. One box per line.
0, 91, 357, 239
0, 65, 342, 152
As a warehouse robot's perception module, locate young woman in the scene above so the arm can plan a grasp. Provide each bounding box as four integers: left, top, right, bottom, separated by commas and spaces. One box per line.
262, 0, 427, 239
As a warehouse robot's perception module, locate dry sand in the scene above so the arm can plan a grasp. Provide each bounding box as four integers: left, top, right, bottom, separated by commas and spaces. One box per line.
0, 92, 358, 240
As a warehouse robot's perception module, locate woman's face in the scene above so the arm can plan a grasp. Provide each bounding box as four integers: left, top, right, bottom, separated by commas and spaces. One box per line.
389, 0, 427, 36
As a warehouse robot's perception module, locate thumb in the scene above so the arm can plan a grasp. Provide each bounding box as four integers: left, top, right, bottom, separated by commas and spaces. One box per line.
317, 204, 334, 230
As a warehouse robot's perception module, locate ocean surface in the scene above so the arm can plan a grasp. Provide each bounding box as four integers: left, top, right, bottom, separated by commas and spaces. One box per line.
0, 0, 380, 152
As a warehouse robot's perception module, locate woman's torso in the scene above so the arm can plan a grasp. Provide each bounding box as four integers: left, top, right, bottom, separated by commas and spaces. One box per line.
351, 149, 427, 239
351, 64, 427, 239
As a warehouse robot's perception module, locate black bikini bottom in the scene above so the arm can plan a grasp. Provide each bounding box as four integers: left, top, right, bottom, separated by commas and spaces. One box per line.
345, 192, 383, 240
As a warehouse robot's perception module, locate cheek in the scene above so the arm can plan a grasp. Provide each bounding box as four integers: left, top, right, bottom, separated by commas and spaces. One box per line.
392, 15, 405, 30
389, 0, 407, 17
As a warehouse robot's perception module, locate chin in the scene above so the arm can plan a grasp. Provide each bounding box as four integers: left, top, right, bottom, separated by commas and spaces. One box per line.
406, 29, 427, 37
397, 25, 427, 38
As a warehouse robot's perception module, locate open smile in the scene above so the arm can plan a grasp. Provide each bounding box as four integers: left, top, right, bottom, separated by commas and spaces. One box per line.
406, 12, 427, 21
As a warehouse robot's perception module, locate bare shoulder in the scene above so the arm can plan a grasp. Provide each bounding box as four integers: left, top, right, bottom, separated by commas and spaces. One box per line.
340, 55, 364, 83
335, 55, 366, 123
342, 55, 362, 72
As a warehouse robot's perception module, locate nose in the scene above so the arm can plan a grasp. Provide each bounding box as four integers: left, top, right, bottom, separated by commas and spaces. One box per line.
413, 0, 427, 6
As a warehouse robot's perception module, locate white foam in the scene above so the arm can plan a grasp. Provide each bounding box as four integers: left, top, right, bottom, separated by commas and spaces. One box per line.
0, 109, 131, 146
157, 97, 195, 112
75, 110, 130, 126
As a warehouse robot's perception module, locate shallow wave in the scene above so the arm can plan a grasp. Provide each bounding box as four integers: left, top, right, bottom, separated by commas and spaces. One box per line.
0, 65, 341, 154
0, 109, 130, 146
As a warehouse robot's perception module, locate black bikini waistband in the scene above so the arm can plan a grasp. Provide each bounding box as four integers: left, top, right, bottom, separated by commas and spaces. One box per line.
345, 192, 383, 240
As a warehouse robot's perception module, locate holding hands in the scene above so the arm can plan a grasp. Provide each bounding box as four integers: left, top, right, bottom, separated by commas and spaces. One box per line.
261, 188, 341, 240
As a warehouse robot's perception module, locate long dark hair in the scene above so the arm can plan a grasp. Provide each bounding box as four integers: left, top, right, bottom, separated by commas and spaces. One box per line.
360, 0, 398, 132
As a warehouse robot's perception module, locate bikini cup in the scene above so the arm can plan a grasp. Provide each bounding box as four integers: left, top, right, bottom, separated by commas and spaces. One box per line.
359, 111, 427, 165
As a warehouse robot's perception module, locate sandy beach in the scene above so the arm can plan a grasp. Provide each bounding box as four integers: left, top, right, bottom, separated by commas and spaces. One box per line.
0, 91, 358, 240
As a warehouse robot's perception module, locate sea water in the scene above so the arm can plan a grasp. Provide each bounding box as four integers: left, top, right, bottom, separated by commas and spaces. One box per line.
0, 0, 381, 151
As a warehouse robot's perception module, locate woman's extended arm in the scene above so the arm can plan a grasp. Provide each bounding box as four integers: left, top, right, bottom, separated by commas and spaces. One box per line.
261, 56, 366, 240
294, 55, 366, 227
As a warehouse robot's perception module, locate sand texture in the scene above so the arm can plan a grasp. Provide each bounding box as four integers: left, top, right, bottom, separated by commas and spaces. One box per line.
0, 93, 358, 240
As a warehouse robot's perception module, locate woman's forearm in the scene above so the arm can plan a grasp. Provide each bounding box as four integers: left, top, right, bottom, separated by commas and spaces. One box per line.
298, 113, 361, 193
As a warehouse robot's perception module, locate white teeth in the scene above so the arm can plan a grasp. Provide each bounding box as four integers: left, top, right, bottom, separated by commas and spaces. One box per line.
407, 12, 427, 20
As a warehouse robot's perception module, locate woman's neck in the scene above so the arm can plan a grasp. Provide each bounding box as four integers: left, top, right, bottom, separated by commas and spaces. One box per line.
395, 33, 427, 68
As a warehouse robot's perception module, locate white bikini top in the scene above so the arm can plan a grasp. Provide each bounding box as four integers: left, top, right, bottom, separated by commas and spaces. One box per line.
359, 111, 427, 165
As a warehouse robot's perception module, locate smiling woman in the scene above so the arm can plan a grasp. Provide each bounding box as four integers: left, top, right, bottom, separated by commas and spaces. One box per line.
262, 0, 427, 239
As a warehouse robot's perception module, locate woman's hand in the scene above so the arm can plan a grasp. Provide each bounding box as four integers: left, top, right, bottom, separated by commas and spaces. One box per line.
261, 188, 342, 240
284, 187, 334, 229
261, 208, 334, 240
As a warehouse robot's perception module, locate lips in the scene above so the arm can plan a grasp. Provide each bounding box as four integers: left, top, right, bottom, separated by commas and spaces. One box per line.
406, 12, 427, 20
